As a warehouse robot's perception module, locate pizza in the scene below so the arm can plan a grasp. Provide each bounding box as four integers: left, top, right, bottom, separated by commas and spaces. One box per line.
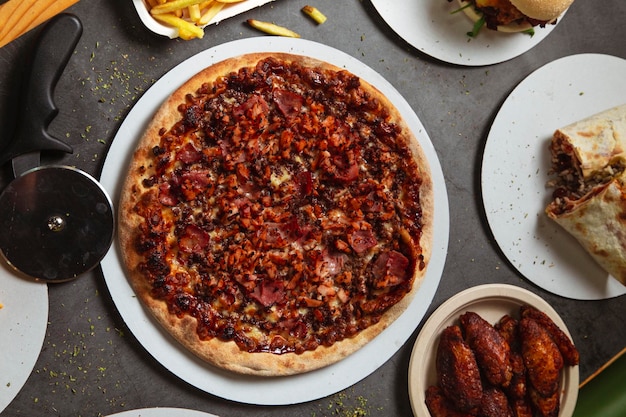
118, 52, 434, 376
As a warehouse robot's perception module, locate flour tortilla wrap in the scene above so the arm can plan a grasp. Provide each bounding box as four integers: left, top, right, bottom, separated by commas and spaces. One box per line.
555, 104, 626, 179
547, 178, 626, 285
546, 104, 626, 286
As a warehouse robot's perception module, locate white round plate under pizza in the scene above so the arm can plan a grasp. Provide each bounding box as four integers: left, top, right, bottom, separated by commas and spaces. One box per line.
408, 284, 579, 417
100, 37, 449, 405
370, 0, 565, 66
482, 53, 626, 300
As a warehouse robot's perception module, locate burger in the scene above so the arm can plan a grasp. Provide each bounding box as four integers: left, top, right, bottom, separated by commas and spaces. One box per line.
452, 0, 575, 36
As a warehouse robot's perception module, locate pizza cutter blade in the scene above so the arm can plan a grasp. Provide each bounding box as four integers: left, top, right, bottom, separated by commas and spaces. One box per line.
0, 14, 114, 282
0, 166, 114, 282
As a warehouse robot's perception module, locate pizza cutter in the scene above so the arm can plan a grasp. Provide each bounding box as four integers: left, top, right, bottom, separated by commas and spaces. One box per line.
0, 13, 114, 282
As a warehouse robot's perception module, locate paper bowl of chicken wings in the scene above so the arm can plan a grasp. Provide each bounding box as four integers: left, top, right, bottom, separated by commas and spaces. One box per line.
409, 284, 579, 417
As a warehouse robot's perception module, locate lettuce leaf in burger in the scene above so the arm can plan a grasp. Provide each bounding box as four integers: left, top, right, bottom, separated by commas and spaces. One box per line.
450, 0, 575, 37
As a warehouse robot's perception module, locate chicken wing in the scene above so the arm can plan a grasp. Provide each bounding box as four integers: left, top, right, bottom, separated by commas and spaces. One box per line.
500, 351, 526, 402
436, 324, 484, 413
520, 304, 579, 366
528, 385, 560, 417
460, 311, 513, 387
510, 398, 534, 417
478, 387, 513, 417
519, 317, 564, 397
495, 314, 520, 351
425, 385, 476, 417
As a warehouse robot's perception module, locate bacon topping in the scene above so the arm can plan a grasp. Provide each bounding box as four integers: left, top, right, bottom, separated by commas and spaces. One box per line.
177, 142, 203, 164
158, 182, 178, 206
273, 88, 303, 120
250, 278, 286, 307
178, 224, 210, 254
372, 251, 410, 288
233, 95, 269, 119
348, 229, 377, 254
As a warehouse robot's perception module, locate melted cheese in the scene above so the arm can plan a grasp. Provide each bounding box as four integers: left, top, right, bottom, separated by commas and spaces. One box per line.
270, 167, 291, 188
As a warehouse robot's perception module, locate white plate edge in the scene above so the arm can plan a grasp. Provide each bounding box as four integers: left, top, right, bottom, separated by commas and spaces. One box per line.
0, 264, 49, 413
99, 36, 450, 405
105, 407, 219, 417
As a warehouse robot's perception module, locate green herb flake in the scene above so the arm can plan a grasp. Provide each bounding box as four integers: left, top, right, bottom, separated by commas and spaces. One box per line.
450, 2, 472, 14
467, 15, 485, 38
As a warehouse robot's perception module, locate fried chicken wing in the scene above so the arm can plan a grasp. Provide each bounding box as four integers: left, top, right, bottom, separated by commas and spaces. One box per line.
519, 317, 564, 397
494, 315, 529, 401
495, 314, 520, 351
478, 387, 513, 417
520, 304, 580, 366
425, 385, 476, 417
528, 386, 560, 417
460, 311, 513, 387
510, 398, 534, 417
506, 351, 527, 400
436, 325, 484, 413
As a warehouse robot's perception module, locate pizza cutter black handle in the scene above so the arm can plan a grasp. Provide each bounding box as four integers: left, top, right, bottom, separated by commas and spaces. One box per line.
0, 13, 82, 167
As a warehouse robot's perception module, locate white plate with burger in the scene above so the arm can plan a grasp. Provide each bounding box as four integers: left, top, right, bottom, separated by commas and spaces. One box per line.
481, 53, 626, 300
409, 284, 579, 417
100, 36, 449, 405
370, 0, 572, 66
0, 263, 48, 413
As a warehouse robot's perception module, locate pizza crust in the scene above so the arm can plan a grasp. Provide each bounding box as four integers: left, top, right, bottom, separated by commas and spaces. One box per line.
118, 52, 434, 376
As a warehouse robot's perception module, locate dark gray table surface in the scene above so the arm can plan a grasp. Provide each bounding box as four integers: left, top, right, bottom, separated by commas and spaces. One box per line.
1, 0, 625, 415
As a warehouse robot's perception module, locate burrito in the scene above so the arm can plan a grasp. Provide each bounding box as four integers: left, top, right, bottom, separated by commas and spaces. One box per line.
546, 104, 626, 286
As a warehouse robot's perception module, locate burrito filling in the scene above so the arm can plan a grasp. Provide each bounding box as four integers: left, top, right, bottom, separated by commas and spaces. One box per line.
548, 135, 626, 216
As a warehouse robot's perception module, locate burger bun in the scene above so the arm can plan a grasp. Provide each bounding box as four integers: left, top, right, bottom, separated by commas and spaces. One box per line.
456, 0, 573, 32
510, 0, 574, 21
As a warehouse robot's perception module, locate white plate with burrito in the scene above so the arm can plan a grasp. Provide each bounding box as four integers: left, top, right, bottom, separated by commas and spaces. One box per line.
481, 53, 626, 300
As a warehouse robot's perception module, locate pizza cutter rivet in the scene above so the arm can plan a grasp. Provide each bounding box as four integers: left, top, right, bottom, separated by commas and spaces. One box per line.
47, 214, 66, 232
96, 202, 109, 215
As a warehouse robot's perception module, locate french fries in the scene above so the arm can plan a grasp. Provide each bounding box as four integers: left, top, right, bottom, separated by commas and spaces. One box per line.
302, 5, 326, 24
152, 13, 205, 40
146, 0, 235, 40
197, 2, 225, 25
247, 19, 301, 38
145, 0, 327, 41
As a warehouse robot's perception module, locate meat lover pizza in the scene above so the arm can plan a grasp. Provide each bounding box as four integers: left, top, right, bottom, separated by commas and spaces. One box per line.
118, 52, 434, 376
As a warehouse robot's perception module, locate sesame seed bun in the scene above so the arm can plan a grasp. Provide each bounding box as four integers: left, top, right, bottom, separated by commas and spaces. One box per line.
510, 0, 574, 21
